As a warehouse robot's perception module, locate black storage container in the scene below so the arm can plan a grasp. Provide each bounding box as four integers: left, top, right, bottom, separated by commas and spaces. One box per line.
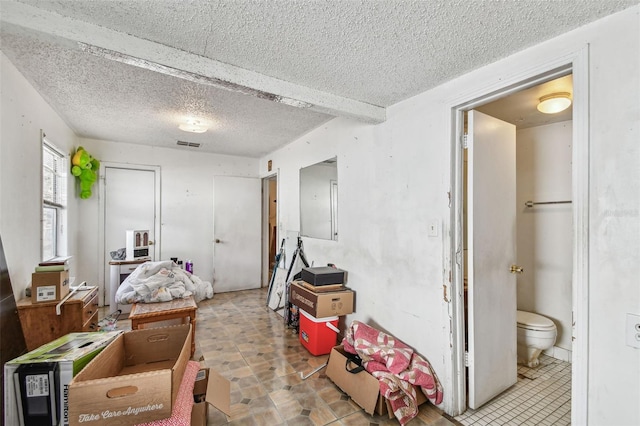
301, 266, 346, 286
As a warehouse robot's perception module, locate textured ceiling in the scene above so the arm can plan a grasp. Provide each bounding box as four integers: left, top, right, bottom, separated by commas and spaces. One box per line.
1, 0, 637, 157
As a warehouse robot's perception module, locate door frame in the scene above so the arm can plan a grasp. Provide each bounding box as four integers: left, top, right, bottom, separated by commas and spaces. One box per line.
261, 171, 279, 287
449, 47, 589, 423
98, 162, 161, 306
330, 179, 338, 241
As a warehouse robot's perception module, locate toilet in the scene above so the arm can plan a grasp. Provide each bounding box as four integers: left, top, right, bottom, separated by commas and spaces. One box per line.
517, 310, 557, 367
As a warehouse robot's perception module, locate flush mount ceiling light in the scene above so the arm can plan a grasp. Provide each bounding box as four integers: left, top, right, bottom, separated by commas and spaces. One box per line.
537, 92, 572, 114
178, 119, 208, 133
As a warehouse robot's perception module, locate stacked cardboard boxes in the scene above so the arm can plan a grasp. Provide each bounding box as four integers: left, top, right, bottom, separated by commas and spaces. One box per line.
4, 324, 232, 426
66, 324, 192, 425
31, 256, 72, 303
4, 331, 122, 426
289, 266, 354, 355
67, 324, 231, 425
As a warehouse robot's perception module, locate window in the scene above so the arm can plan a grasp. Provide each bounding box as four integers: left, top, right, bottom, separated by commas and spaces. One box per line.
42, 137, 67, 261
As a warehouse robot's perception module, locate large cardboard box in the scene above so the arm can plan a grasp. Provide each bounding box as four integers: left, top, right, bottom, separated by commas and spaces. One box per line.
190, 368, 231, 426
289, 280, 354, 317
67, 324, 192, 425
325, 345, 426, 418
31, 271, 70, 303
4, 331, 123, 426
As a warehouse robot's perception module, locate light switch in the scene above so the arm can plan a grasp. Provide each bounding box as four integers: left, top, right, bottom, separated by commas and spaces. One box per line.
626, 313, 640, 349
428, 220, 439, 237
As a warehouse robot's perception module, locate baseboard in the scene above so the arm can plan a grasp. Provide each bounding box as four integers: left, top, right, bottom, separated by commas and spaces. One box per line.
543, 345, 572, 362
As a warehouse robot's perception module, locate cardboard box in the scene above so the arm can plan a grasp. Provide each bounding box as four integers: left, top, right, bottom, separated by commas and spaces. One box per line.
325, 345, 426, 418
190, 368, 231, 426
289, 280, 354, 317
67, 324, 192, 425
31, 271, 70, 303
301, 266, 346, 286
4, 331, 123, 426
298, 281, 345, 293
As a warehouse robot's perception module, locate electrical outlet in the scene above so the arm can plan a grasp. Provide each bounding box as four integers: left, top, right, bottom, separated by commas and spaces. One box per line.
626, 313, 640, 349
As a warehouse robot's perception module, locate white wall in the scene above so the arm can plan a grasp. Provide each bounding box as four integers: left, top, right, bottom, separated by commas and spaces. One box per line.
75, 138, 259, 292
516, 121, 573, 353
2, 5, 639, 424
0, 54, 260, 298
262, 111, 452, 404
0, 53, 79, 299
261, 7, 639, 424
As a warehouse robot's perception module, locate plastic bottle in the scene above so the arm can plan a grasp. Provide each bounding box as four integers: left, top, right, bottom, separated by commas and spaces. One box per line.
185, 260, 193, 274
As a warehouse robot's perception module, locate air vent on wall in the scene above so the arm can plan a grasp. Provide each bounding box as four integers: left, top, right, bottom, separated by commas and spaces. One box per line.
177, 140, 201, 148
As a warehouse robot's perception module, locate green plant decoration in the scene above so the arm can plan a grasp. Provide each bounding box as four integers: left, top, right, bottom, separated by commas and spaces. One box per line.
71, 146, 100, 199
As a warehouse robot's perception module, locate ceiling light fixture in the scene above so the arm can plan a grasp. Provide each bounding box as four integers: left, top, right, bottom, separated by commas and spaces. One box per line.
537, 92, 572, 114
178, 119, 208, 133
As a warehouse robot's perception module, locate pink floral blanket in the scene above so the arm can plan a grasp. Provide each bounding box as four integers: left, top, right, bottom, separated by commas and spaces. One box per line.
342, 320, 443, 425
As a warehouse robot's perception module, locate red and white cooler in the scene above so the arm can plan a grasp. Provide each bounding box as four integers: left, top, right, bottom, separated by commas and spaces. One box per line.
298, 309, 340, 356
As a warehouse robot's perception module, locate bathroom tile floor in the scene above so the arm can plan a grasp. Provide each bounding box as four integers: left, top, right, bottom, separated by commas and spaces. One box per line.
102, 287, 456, 425
454, 355, 572, 426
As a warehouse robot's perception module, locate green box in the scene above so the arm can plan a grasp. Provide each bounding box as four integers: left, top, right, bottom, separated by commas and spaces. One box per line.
4, 331, 122, 426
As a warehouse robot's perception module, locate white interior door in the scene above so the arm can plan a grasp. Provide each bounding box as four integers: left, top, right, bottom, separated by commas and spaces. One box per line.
102, 165, 159, 305
213, 176, 261, 293
467, 110, 518, 409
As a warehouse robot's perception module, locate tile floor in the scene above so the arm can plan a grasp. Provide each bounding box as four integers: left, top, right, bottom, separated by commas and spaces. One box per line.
104, 287, 456, 425
454, 355, 572, 426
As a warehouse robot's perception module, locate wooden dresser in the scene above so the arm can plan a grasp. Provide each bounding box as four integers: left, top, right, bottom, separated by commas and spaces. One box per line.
16, 287, 99, 351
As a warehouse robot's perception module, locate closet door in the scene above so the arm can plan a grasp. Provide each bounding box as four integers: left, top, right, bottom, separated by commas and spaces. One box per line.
213, 176, 261, 292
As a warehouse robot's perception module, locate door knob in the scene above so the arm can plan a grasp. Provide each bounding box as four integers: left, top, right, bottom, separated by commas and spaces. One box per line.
148, 240, 154, 245
510, 265, 524, 274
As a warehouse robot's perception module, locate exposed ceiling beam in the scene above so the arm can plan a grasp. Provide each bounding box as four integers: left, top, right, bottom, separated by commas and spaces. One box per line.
1, 1, 386, 124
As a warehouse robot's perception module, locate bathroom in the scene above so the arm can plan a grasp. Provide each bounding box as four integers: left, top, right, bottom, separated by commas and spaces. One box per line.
457, 74, 574, 424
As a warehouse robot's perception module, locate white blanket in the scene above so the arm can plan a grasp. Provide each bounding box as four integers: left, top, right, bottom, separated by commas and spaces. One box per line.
115, 260, 213, 304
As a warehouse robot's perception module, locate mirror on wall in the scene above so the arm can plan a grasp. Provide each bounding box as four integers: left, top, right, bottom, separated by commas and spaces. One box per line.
300, 157, 338, 241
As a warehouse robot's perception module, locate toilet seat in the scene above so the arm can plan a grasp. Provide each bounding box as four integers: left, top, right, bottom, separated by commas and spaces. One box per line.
517, 310, 556, 331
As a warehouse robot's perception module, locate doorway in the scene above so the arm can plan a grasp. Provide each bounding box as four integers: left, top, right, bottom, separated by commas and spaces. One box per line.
450, 51, 590, 424
262, 174, 278, 287
459, 95, 574, 423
